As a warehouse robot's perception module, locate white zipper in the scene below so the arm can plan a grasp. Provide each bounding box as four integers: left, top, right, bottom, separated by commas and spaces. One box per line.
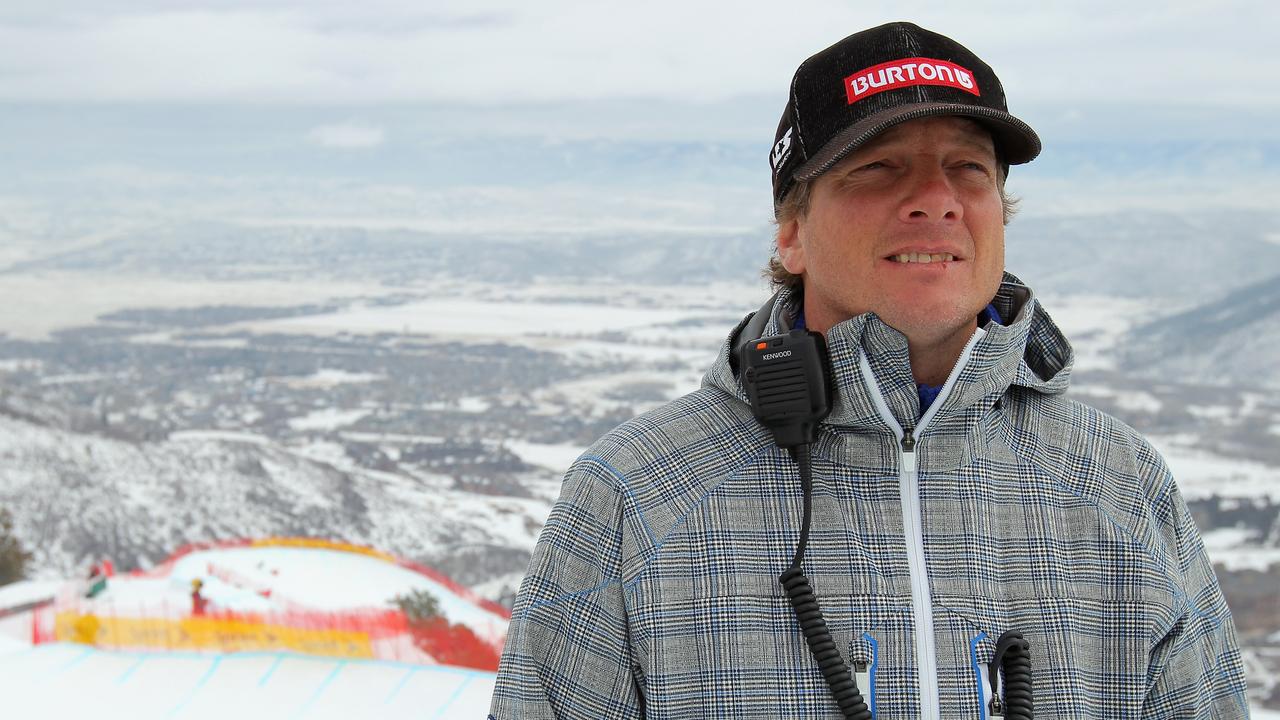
857, 327, 986, 720
974, 633, 995, 719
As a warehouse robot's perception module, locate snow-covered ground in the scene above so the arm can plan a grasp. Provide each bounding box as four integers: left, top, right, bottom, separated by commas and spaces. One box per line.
1150, 433, 1280, 503
0, 542, 505, 718
0, 644, 495, 719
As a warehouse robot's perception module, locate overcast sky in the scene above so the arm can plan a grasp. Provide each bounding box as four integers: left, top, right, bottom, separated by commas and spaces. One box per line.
1, 1, 1276, 237
1, 1, 1274, 111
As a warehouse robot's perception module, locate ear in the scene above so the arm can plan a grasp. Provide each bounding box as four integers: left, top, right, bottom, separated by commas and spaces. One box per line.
776, 217, 807, 276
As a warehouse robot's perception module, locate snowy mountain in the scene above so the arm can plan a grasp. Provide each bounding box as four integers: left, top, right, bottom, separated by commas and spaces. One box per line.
0, 410, 557, 597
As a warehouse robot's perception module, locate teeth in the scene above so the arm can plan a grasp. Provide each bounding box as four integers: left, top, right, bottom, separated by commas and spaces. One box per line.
891, 253, 955, 264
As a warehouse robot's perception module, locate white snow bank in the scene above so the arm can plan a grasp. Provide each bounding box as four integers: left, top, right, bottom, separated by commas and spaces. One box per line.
168, 430, 273, 445
504, 440, 585, 475
288, 408, 371, 432
0, 579, 61, 610
278, 369, 384, 388
0, 644, 495, 719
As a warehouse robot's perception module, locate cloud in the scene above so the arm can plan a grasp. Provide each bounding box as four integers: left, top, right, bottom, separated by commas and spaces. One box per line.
307, 123, 385, 149
0, 1, 1276, 110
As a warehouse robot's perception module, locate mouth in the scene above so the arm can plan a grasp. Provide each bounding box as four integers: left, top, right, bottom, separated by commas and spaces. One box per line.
883, 252, 959, 265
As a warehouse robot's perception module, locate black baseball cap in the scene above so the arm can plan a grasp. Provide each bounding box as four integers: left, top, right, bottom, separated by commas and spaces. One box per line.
770, 22, 1041, 209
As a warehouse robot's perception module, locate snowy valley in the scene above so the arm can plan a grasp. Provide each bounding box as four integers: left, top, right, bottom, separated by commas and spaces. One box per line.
1, 211, 1278, 711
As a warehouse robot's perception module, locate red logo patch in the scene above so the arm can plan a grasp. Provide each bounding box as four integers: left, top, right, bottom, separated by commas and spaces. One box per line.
844, 57, 981, 104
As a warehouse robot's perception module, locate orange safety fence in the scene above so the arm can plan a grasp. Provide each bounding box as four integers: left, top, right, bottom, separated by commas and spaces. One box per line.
32, 600, 502, 671
32, 535, 515, 671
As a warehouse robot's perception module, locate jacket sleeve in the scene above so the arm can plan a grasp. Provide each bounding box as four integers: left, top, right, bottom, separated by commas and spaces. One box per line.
489, 455, 646, 720
1142, 474, 1251, 718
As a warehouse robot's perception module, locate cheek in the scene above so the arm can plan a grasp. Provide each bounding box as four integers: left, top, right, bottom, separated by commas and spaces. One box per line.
983, 234, 1004, 266
969, 203, 1005, 263
979, 234, 1006, 290
792, 218, 847, 276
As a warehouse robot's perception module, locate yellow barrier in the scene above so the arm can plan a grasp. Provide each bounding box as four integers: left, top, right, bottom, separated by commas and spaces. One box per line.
54, 612, 374, 659
249, 537, 397, 564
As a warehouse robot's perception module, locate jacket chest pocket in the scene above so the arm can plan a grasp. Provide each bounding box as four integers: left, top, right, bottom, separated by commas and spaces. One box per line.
629, 589, 908, 719
937, 594, 1161, 720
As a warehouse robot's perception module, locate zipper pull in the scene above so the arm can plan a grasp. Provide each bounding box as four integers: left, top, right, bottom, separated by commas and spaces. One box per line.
853, 660, 870, 698
900, 427, 916, 473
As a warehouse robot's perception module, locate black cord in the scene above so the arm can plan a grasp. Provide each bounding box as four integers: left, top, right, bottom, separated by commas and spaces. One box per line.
780, 444, 872, 720
989, 630, 1033, 718
789, 445, 813, 569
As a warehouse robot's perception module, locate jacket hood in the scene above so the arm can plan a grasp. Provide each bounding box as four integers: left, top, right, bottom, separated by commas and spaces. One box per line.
703, 272, 1073, 433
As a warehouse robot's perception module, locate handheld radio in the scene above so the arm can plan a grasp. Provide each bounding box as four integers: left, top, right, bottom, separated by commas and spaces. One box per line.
736, 296, 1032, 719
738, 322, 871, 720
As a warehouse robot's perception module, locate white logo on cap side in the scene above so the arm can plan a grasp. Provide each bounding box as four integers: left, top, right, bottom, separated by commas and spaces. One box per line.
771, 127, 793, 176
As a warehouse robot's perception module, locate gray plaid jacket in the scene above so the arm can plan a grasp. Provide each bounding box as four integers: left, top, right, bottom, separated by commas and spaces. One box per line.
490, 275, 1249, 719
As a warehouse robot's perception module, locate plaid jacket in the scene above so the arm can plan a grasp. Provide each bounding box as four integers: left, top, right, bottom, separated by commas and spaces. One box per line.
490, 275, 1249, 719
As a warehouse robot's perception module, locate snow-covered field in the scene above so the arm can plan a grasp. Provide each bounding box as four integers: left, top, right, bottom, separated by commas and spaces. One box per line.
0, 274, 390, 341
242, 297, 696, 338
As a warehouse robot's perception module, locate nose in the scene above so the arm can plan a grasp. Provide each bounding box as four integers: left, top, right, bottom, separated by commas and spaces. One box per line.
899, 165, 963, 223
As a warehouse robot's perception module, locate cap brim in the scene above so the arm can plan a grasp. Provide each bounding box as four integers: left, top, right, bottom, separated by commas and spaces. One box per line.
793, 102, 1041, 182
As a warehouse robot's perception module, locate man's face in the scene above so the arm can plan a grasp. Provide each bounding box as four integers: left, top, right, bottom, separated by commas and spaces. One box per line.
777, 116, 1005, 344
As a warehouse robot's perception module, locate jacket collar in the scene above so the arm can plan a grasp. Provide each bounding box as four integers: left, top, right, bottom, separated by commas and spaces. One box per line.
704, 272, 1073, 434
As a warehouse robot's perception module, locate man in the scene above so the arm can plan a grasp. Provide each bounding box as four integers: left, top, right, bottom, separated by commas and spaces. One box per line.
490, 22, 1248, 719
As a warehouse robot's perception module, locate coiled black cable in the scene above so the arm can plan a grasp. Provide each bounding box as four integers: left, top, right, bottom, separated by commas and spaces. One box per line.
780, 444, 872, 720
989, 630, 1033, 718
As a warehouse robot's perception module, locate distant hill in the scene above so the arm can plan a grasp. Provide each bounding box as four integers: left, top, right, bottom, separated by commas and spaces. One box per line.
7, 210, 1278, 311
1005, 210, 1280, 305
0, 221, 772, 286
1118, 272, 1280, 389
